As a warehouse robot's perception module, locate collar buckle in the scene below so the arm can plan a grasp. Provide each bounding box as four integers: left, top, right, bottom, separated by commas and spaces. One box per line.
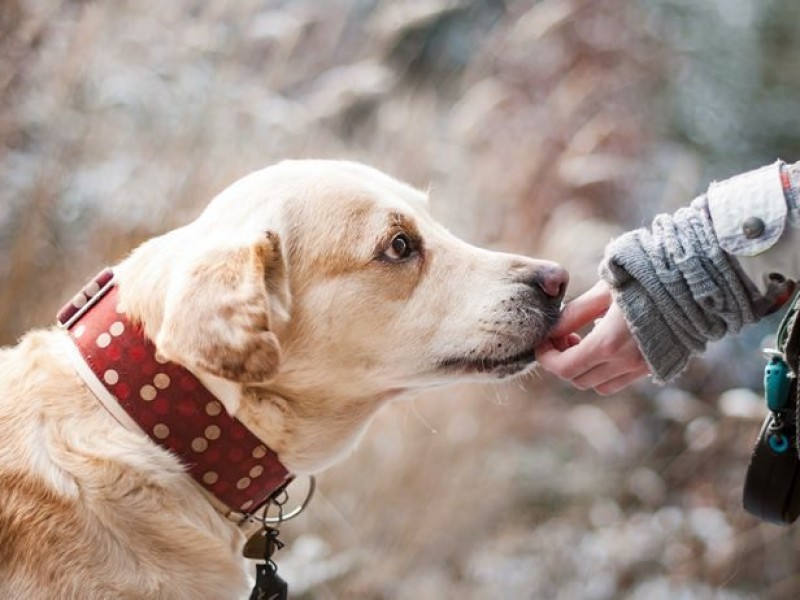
57, 268, 116, 329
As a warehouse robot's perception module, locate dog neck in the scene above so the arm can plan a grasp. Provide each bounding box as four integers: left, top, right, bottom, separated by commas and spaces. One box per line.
58, 270, 291, 516
236, 381, 397, 475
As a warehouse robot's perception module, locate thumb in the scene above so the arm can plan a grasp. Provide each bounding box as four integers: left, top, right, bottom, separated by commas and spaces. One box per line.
549, 280, 613, 337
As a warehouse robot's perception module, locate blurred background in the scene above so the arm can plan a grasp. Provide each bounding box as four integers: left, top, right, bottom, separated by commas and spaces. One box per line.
3, 0, 800, 598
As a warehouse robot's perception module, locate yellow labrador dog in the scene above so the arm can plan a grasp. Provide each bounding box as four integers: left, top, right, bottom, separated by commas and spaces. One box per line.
0, 160, 567, 599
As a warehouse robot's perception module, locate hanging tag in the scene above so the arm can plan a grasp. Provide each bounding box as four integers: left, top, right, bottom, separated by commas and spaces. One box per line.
243, 529, 269, 560
248, 524, 288, 599
249, 562, 288, 600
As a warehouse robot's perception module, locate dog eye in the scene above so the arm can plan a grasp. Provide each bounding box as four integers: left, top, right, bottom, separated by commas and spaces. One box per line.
384, 233, 413, 261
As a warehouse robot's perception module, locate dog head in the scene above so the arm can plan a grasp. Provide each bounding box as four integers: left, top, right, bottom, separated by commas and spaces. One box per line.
117, 160, 567, 470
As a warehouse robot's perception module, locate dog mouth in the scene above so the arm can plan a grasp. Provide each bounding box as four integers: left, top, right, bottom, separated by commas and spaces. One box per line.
437, 306, 562, 378
438, 346, 538, 378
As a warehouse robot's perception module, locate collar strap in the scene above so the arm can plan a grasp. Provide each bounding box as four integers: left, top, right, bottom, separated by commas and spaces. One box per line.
58, 269, 291, 515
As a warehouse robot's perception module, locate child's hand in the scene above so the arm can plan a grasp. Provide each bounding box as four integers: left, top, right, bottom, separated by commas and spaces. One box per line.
535, 281, 651, 395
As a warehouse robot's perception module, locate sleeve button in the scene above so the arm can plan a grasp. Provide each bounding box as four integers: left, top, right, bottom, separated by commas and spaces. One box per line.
742, 216, 765, 239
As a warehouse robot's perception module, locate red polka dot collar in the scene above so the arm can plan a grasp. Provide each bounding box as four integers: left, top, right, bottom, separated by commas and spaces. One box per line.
57, 269, 291, 516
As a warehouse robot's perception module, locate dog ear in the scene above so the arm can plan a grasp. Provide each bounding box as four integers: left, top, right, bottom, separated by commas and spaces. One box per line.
156, 231, 290, 384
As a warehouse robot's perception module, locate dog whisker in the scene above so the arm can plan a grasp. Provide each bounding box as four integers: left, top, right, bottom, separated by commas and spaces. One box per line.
410, 398, 438, 435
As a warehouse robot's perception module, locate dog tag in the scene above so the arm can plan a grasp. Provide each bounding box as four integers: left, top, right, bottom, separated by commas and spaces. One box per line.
243, 530, 269, 560
249, 563, 288, 600
244, 524, 285, 560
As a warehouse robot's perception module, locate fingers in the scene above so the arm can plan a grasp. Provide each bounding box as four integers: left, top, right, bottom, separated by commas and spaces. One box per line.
572, 362, 624, 390
551, 333, 581, 352
572, 357, 649, 391
549, 281, 613, 338
536, 298, 652, 395
535, 335, 604, 380
538, 343, 649, 395
593, 370, 649, 396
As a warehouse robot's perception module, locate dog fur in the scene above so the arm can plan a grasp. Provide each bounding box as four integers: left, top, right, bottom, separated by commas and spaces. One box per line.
0, 160, 565, 599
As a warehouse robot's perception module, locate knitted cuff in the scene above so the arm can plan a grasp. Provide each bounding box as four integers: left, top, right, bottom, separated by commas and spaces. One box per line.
600, 203, 764, 383
610, 278, 692, 383
602, 229, 697, 383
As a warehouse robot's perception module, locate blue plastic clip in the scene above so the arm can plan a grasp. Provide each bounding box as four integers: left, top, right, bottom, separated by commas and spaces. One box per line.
764, 355, 792, 412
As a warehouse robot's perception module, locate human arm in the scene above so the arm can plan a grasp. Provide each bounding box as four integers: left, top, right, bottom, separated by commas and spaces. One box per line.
537, 160, 800, 392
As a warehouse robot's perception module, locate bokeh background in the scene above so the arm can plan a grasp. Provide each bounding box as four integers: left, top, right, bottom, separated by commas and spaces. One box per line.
3, 1, 800, 598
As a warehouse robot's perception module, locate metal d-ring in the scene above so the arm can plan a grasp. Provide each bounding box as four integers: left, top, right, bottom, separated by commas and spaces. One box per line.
262, 476, 316, 524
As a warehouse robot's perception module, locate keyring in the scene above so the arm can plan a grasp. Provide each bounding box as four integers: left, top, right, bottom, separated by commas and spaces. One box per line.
261, 476, 316, 524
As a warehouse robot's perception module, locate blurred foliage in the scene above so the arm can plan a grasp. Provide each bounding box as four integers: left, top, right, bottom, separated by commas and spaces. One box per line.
642, 0, 800, 175
2, 0, 800, 598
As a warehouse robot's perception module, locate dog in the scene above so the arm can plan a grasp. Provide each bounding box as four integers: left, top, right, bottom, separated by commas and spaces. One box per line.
0, 160, 567, 599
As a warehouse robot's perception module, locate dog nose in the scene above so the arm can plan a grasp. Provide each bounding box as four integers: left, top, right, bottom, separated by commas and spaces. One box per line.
510, 260, 569, 300
529, 264, 569, 300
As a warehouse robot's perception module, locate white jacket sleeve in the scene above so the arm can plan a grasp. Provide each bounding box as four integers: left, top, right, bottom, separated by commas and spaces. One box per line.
707, 160, 800, 295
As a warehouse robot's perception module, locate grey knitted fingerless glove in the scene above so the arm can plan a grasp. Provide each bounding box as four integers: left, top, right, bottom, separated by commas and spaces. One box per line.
600, 199, 765, 383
